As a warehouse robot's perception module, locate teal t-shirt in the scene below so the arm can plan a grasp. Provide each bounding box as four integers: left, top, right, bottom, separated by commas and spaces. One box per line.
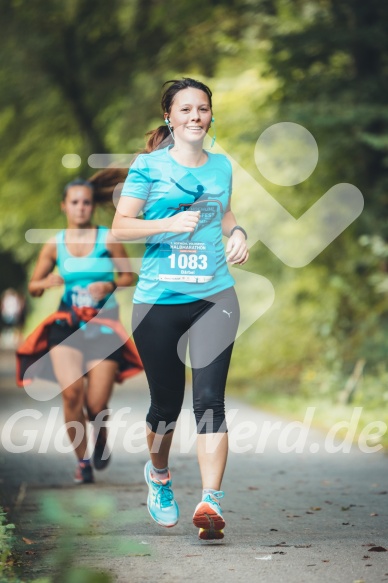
121, 146, 235, 304
55, 226, 117, 310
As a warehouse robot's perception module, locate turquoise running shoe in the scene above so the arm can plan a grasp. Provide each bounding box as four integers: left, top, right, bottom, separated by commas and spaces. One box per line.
144, 461, 179, 527
193, 491, 225, 540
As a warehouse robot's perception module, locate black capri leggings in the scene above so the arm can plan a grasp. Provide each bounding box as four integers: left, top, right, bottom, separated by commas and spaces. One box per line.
132, 286, 239, 435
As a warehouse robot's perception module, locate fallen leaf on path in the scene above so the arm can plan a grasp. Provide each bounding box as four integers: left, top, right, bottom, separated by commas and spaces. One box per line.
307, 564, 316, 566
294, 545, 312, 549
376, 491, 387, 495
353, 580, 365, 583
185, 554, 201, 557
25, 551, 36, 555
370, 513, 378, 516
306, 511, 314, 514
310, 507, 321, 511
270, 529, 278, 531
273, 551, 286, 555
368, 546, 387, 552
22, 537, 35, 545
248, 486, 259, 490
342, 522, 350, 525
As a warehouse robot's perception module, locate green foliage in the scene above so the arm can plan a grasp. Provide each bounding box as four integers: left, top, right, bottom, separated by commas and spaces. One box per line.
38, 491, 150, 581
2, 0, 388, 423
0, 0, 245, 265
0, 508, 15, 564
0, 507, 22, 583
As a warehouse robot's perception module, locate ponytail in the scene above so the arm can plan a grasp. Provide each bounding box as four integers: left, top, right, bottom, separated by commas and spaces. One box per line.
143, 125, 173, 153
88, 167, 128, 205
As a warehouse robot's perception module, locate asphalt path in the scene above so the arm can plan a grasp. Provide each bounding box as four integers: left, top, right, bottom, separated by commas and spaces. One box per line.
1, 349, 387, 583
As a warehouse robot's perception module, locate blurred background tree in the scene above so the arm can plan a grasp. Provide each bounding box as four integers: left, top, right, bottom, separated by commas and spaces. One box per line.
1, 0, 387, 425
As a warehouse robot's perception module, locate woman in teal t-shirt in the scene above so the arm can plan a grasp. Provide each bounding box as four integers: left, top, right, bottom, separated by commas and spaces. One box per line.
28, 178, 135, 484
113, 78, 249, 540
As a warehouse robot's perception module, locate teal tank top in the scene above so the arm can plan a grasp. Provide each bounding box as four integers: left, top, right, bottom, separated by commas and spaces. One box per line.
55, 226, 117, 310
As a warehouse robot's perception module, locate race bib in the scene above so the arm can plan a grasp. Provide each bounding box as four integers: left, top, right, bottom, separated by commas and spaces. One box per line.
70, 286, 97, 308
159, 241, 216, 283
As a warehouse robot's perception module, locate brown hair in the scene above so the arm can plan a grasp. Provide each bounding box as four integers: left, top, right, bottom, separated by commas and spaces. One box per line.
62, 169, 128, 207
88, 167, 128, 205
144, 77, 213, 153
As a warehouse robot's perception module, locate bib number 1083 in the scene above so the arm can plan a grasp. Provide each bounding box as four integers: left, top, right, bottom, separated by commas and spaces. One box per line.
168, 253, 208, 270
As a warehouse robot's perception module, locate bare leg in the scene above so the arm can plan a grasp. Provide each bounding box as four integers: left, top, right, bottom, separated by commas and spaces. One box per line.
85, 358, 118, 423
147, 429, 174, 470
49, 345, 87, 460
84, 359, 118, 467
197, 432, 228, 490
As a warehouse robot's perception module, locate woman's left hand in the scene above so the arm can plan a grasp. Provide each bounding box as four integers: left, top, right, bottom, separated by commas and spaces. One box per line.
88, 282, 115, 301
226, 231, 249, 265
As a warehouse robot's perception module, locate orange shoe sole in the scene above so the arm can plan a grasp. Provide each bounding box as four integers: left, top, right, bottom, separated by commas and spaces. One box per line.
192, 501, 226, 531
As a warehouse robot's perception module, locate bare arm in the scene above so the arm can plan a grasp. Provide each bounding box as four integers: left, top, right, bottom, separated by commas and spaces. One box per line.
106, 233, 135, 288
28, 239, 64, 297
222, 208, 249, 265
222, 208, 238, 238
87, 233, 135, 302
112, 196, 200, 241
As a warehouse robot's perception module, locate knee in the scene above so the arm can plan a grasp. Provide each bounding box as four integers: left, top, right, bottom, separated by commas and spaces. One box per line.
86, 403, 109, 422
194, 385, 224, 416
193, 386, 226, 434
62, 386, 83, 411
146, 402, 182, 434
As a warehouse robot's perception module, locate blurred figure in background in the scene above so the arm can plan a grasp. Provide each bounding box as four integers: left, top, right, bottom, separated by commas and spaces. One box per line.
1, 288, 26, 347
17, 176, 142, 484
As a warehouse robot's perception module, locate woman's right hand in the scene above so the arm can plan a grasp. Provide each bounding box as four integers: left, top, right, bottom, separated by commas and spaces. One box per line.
166, 211, 200, 233
42, 274, 64, 289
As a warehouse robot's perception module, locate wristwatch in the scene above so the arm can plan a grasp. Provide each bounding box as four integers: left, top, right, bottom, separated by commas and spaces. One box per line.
230, 225, 247, 240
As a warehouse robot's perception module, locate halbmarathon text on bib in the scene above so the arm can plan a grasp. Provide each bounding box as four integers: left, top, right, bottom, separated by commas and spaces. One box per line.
159, 241, 216, 283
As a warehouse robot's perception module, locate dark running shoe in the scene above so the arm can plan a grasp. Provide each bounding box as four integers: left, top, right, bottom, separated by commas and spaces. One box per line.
74, 461, 94, 484
93, 430, 111, 470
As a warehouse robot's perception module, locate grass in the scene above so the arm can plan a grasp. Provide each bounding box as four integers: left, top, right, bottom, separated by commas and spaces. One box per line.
228, 377, 388, 450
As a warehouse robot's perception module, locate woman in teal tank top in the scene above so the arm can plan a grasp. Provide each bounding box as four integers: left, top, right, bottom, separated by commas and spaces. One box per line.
28, 178, 135, 484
